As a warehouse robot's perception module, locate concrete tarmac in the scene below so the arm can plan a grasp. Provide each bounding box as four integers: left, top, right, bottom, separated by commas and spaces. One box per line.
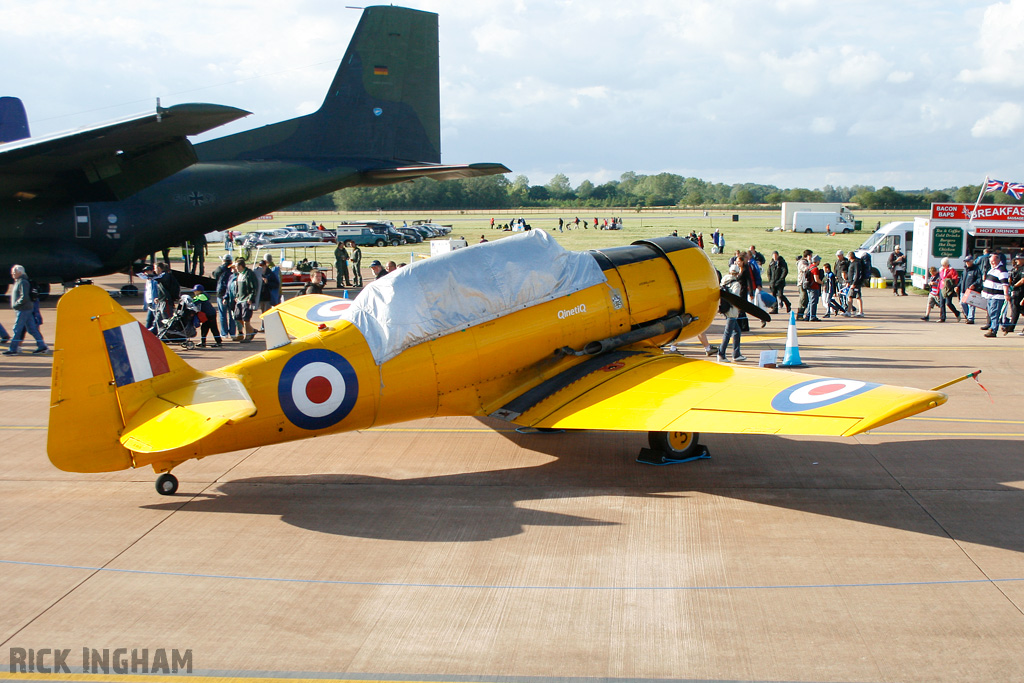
1, 280, 1023, 682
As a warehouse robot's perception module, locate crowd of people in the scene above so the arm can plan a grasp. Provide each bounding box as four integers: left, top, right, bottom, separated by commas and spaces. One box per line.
704, 242, 1024, 362
930, 249, 1024, 337
5, 227, 1024, 357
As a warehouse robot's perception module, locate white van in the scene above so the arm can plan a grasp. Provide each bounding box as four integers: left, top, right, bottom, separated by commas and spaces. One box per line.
854, 221, 914, 280
791, 211, 855, 233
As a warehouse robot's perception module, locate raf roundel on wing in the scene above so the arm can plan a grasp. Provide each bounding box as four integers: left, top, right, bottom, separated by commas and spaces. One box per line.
278, 349, 359, 430
770, 378, 880, 413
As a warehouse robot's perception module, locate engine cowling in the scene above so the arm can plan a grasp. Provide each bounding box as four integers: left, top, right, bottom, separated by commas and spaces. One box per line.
590, 236, 720, 346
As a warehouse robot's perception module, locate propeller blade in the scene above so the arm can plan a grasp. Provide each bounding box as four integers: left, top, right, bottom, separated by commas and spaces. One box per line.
720, 288, 771, 323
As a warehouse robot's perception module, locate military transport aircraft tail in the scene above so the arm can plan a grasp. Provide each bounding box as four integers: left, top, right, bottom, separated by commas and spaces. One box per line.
197, 5, 442, 165
0, 96, 30, 143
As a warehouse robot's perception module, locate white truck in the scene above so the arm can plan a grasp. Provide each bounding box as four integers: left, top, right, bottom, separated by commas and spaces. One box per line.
792, 210, 856, 234
854, 221, 914, 280
781, 202, 855, 232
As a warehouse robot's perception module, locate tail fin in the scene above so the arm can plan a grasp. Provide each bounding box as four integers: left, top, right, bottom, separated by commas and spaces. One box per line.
0, 96, 30, 143
48, 286, 197, 472
47, 286, 256, 475
198, 6, 440, 164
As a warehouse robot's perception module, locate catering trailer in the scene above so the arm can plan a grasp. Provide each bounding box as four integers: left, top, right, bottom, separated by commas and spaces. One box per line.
910, 203, 1024, 287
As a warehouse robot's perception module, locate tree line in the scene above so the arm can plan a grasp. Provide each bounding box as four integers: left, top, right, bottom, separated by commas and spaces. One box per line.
289, 172, 1021, 211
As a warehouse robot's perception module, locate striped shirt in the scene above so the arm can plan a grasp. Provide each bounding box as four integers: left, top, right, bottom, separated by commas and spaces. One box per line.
982, 264, 1009, 300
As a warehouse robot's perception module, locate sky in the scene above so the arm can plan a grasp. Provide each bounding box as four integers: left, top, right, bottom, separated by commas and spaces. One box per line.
2, 0, 1023, 192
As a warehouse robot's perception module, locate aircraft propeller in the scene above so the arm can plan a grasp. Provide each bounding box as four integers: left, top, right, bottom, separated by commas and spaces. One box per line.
719, 288, 771, 324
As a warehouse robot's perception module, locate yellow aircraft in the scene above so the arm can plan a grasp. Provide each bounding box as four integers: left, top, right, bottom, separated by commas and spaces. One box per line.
48, 231, 947, 494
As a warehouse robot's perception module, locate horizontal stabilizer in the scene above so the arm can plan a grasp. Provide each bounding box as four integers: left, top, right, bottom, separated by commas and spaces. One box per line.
364, 162, 510, 185
267, 293, 351, 339
120, 376, 257, 454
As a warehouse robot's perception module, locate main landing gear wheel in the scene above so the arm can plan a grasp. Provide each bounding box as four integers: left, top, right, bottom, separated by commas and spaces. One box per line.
636, 431, 710, 465
155, 473, 179, 495
650, 431, 700, 458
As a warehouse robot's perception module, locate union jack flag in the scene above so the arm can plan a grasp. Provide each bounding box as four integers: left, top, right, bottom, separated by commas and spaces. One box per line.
984, 178, 1024, 199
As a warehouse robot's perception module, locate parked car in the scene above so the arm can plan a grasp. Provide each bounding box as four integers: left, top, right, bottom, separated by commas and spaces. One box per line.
335, 222, 404, 247
397, 227, 424, 243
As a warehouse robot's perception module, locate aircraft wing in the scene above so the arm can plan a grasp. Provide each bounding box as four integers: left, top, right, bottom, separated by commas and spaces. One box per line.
364, 162, 510, 185
487, 350, 946, 437
0, 103, 250, 202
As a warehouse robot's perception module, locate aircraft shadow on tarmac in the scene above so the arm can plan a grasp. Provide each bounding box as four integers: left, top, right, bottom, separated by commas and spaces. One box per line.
0, 361, 53, 382
142, 424, 1024, 552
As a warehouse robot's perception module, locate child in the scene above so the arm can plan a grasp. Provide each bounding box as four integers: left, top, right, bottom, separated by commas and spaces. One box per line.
821, 263, 837, 318
921, 266, 940, 321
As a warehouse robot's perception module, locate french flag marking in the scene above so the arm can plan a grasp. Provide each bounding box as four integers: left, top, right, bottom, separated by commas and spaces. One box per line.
103, 322, 171, 387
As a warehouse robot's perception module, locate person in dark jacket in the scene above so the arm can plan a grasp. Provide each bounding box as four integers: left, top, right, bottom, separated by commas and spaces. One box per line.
191, 285, 222, 347
959, 254, 983, 324
154, 262, 180, 321
1007, 253, 1024, 334
232, 258, 259, 342
887, 245, 908, 295
212, 254, 236, 338
845, 251, 864, 317
766, 251, 791, 314
348, 241, 363, 287
334, 242, 351, 287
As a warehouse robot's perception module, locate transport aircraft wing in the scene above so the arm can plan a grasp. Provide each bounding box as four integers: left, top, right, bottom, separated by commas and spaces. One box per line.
488, 349, 947, 437
0, 103, 250, 202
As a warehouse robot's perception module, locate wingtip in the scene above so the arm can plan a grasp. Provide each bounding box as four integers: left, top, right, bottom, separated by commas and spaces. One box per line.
844, 389, 948, 436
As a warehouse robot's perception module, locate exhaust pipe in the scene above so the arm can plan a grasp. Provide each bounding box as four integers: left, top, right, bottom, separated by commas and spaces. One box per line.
559, 314, 694, 357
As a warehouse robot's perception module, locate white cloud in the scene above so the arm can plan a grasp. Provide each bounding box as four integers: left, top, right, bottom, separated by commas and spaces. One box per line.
471, 22, 522, 56
3, 0, 1018, 189
810, 117, 836, 134
760, 49, 825, 96
971, 102, 1024, 137
958, 0, 1024, 85
829, 48, 889, 89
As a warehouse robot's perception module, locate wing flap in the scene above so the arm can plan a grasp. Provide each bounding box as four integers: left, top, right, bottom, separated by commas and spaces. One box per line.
501, 352, 945, 438
120, 376, 256, 454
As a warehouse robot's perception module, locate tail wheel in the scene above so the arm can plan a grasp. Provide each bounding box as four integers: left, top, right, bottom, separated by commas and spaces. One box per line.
649, 431, 700, 459
155, 473, 179, 495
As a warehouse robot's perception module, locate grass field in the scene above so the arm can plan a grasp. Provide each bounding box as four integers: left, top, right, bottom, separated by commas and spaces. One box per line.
213, 208, 924, 275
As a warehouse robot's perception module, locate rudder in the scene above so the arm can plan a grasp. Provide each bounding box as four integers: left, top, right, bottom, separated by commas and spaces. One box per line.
197, 6, 440, 164
48, 286, 200, 473
0, 96, 30, 143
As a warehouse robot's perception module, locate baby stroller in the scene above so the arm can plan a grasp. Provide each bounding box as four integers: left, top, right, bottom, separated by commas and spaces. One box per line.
156, 294, 199, 350
827, 285, 851, 317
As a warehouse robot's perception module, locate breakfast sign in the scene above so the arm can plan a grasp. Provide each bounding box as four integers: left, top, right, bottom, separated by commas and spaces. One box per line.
931, 203, 1024, 235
